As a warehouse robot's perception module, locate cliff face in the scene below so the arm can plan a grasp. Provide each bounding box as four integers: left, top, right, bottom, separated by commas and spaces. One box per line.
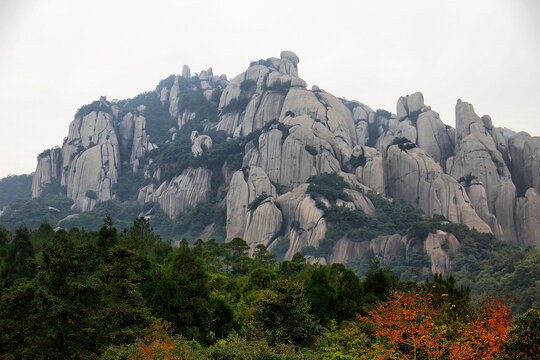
31, 50, 540, 266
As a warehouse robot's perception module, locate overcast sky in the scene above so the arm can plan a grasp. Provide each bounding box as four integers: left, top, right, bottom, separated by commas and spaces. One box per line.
0, 0, 539, 178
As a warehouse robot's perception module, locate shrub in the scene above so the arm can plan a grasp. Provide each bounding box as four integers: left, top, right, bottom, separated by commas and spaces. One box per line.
375, 109, 392, 119
306, 173, 349, 204
285, 110, 295, 117
248, 193, 271, 211
458, 174, 479, 187
266, 79, 291, 93
85, 190, 98, 200
240, 79, 257, 92
222, 97, 250, 114
304, 145, 318, 156
37, 149, 51, 160
391, 137, 416, 151
350, 151, 366, 168
407, 109, 422, 126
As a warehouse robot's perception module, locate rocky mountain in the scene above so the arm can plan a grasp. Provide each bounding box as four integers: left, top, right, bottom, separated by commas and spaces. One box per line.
6, 50, 540, 274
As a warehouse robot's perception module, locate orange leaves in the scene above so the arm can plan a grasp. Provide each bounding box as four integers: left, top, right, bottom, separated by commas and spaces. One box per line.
357, 292, 512, 360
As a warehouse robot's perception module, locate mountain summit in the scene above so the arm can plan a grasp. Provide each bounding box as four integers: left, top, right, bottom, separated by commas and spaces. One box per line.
20, 50, 540, 268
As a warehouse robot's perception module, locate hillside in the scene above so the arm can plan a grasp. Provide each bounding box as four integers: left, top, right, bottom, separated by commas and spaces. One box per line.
1, 50, 539, 278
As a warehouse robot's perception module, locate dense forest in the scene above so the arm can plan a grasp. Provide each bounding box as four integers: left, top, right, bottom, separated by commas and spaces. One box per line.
0, 217, 538, 359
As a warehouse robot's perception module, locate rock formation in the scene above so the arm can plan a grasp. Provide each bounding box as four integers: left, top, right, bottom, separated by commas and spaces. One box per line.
26, 49, 540, 279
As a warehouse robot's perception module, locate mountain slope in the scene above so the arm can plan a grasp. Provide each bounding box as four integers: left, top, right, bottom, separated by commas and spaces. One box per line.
2, 51, 540, 271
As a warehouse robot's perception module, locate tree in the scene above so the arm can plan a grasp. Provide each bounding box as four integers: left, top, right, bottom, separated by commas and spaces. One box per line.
304, 267, 336, 326
151, 244, 211, 342
0, 227, 35, 289
93, 246, 152, 349
503, 308, 540, 360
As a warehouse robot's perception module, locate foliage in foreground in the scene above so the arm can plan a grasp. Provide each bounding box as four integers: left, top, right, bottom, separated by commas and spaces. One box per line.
0, 218, 537, 359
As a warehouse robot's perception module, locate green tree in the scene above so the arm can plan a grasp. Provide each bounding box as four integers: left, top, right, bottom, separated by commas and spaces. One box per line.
0, 227, 35, 289
304, 267, 336, 326
93, 246, 152, 349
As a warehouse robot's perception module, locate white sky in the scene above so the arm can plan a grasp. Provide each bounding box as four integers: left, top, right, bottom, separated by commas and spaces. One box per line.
0, 0, 539, 178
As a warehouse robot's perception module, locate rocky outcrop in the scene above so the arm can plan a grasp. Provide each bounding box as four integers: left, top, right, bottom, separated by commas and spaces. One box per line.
416, 110, 454, 168
32, 147, 61, 197
329, 230, 459, 274
67, 143, 119, 211
191, 131, 212, 157
276, 184, 327, 260
447, 100, 518, 242
353, 146, 385, 195
424, 231, 459, 274
385, 144, 491, 233
508, 132, 540, 196
225, 166, 278, 246
60, 109, 118, 187
129, 110, 157, 172
137, 167, 212, 219
243, 197, 283, 252
516, 188, 540, 248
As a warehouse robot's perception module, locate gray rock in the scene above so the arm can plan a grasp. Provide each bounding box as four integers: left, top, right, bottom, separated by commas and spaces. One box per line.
182, 65, 191, 78
138, 167, 212, 219
32, 147, 61, 197
385, 144, 492, 233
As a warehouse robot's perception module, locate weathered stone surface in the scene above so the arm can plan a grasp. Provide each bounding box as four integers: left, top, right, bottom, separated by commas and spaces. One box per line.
370, 234, 407, 263
67, 143, 119, 211
243, 197, 283, 252
130, 113, 157, 172
465, 183, 504, 238
424, 231, 459, 274
353, 146, 385, 195
138, 167, 211, 219
32, 147, 61, 197
168, 76, 180, 118
191, 131, 212, 157
449, 99, 518, 242
385, 144, 491, 233
416, 110, 454, 167
241, 91, 286, 135
277, 184, 327, 260
182, 65, 191, 78
225, 167, 277, 242
226, 171, 249, 240
328, 238, 369, 264
280, 50, 300, 65
516, 188, 540, 248
508, 132, 540, 195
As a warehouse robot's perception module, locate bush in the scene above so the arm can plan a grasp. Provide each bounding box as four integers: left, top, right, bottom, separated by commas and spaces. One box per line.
350, 151, 366, 168
248, 194, 271, 211
85, 190, 98, 200
375, 109, 392, 119
266, 79, 291, 93
240, 79, 257, 92
458, 174, 478, 187
304, 145, 318, 156
407, 109, 422, 126
391, 137, 416, 151
307, 173, 349, 204
222, 97, 250, 114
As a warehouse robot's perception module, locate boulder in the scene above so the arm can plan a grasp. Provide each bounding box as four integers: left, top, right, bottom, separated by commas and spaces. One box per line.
182, 65, 191, 78
32, 147, 61, 197
67, 143, 119, 211
516, 188, 540, 248
508, 132, 540, 195
277, 184, 327, 260
385, 144, 491, 233
449, 99, 518, 242
139, 167, 212, 219
353, 146, 385, 195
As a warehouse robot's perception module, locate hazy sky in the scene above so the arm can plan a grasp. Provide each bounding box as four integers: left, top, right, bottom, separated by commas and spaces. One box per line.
0, 0, 539, 178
